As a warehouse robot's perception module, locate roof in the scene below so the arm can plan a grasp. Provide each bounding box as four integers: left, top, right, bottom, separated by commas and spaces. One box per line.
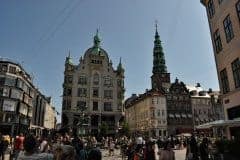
125, 89, 164, 109
186, 85, 210, 98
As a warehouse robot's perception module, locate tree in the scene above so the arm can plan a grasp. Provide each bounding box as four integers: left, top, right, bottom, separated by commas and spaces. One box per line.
121, 121, 130, 137
100, 122, 108, 137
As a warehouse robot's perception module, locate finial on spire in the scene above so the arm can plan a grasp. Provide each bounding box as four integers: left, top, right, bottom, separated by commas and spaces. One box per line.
68, 50, 71, 57
155, 20, 159, 38
94, 28, 101, 47
96, 28, 99, 35
155, 20, 158, 32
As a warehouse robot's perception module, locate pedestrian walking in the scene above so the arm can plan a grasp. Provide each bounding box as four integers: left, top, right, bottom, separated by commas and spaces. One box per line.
0, 133, 4, 160
158, 141, 175, 160
17, 134, 53, 160
199, 138, 209, 160
186, 135, 199, 160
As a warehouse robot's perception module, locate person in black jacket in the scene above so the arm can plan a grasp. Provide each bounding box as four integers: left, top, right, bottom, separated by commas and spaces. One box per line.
199, 138, 209, 160
0, 134, 8, 160
0, 133, 4, 160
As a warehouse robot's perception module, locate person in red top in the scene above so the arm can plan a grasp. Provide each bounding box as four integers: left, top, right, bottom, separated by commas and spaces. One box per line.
14, 133, 25, 158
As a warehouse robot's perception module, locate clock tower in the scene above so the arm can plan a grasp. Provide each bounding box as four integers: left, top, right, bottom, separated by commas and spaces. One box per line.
151, 24, 170, 92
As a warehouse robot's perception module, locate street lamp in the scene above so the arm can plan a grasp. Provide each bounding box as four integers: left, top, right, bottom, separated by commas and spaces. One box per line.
75, 105, 90, 136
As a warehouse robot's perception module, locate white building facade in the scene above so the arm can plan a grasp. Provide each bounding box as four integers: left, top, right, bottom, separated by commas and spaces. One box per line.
62, 31, 125, 135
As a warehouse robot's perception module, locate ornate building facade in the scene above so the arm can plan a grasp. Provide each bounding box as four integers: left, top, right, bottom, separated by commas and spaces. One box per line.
61, 31, 125, 135
167, 78, 193, 135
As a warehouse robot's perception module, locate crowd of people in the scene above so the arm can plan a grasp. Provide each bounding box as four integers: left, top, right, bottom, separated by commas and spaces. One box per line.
0, 131, 221, 160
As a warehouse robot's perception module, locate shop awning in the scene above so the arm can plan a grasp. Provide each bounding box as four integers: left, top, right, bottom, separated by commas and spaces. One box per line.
196, 119, 240, 129
175, 114, 180, 118
181, 114, 187, 118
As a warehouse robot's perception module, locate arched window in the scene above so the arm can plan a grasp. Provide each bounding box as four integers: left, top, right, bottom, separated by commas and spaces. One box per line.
93, 73, 99, 85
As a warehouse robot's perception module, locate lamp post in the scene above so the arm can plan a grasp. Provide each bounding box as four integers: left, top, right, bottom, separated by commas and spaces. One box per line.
76, 105, 90, 136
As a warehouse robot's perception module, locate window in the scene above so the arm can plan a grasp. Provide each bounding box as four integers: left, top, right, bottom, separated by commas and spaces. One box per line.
236, 1, 240, 21
9, 66, 16, 74
223, 15, 234, 42
78, 76, 87, 85
162, 110, 165, 116
218, 0, 223, 4
77, 88, 87, 97
0, 77, 5, 85
11, 89, 23, 99
0, 88, 10, 97
207, 0, 215, 18
93, 73, 99, 85
157, 110, 161, 116
91, 59, 102, 64
63, 88, 72, 96
65, 75, 73, 84
5, 76, 16, 86
93, 101, 98, 111
220, 68, 230, 93
232, 58, 240, 88
62, 99, 71, 110
104, 90, 113, 99
16, 79, 23, 89
104, 102, 112, 111
151, 110, 155, 118
92, 88, 99, 97
104, 76, 113, 86
213, 29, 222, 53
0, 64, 8, 72
77, 101, 86, 110
117, 79, 122, 87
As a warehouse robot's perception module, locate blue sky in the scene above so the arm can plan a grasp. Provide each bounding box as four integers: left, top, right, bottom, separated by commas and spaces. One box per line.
0, 0, 218, 122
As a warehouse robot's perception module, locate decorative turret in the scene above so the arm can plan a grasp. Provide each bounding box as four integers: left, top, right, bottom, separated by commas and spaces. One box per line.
152, 23, 167, 74
117, 57, 125, 76
65, 51, 73, 65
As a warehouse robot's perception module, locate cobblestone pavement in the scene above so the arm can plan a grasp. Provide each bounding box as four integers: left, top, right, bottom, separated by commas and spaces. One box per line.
3, 148, 186, 160
102, 148, 186, 160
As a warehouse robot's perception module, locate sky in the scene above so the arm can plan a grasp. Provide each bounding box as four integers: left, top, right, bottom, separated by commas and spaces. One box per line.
0, 0, 218, 122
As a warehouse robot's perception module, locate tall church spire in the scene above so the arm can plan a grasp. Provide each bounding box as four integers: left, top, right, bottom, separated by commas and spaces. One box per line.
151, 23, 170, 92
152, 23, 167, 74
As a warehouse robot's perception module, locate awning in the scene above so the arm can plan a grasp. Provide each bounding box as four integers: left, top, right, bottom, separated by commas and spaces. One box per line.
175, 114, 180, 118
187, 114, 192, 118
168, 114, 174, 118
196, 119, 240, 129
181, 114, 187, 118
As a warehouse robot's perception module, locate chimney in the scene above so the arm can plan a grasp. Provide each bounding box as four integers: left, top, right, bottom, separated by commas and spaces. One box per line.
196, 83, 201, 87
